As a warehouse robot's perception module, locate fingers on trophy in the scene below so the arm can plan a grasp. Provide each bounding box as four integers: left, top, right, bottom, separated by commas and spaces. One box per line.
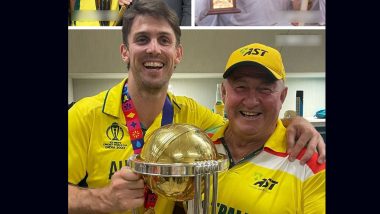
128, 124, 228, 214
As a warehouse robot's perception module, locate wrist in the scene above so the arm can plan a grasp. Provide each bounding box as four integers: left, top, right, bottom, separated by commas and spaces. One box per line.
89, 187, 114, 213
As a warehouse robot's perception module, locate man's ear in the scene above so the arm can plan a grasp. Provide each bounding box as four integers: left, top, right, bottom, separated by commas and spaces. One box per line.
120, 44, 129, 63
221, 82, 227, 103
280, 86, 288, 104
174, 44, 183, 65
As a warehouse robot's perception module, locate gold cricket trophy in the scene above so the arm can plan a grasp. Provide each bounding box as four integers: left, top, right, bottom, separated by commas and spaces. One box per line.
207, 0, 241, 15
128, 124, 228, 214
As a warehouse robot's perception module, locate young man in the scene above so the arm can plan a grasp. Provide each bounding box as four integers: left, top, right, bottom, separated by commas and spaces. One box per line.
208, 43, 325, 213
68, 0, 325, 213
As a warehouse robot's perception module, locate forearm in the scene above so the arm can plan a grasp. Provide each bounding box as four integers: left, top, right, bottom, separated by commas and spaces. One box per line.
68, 184, 111, 214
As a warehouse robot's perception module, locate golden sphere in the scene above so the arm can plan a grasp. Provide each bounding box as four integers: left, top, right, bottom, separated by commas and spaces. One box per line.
139, 123, 217, 201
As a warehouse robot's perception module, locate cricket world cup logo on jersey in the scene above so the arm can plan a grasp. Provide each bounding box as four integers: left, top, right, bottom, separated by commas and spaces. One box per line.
103, 122, 127, 149
107, 122, 124, 141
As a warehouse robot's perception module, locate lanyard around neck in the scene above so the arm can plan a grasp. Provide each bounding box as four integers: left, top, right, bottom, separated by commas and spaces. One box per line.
221, 137, 263, 169
121, 82, 174, 210
121, 82, 173, 154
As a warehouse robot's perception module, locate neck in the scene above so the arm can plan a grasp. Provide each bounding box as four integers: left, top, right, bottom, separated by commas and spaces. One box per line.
127, 79, 168, 128
224, 127, 265, 163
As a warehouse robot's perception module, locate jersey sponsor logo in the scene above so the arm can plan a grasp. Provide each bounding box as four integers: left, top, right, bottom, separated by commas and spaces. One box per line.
217, 203, 248, 214
103, 122, 128, 149
253, 178, 278, 191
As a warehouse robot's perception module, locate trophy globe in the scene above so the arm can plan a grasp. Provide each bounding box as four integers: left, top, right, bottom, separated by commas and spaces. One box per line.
128, 123, 228, 213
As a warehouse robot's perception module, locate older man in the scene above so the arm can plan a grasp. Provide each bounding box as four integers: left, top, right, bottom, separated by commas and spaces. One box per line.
208, 43, 325, 213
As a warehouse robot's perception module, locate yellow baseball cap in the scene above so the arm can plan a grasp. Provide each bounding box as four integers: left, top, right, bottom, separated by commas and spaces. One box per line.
223, 43, 286, 80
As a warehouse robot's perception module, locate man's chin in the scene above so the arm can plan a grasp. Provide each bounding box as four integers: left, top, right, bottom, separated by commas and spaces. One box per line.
142, 80, 168, 91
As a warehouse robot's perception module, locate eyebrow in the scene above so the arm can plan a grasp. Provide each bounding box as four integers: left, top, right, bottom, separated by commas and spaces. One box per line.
133, 31, 173, 37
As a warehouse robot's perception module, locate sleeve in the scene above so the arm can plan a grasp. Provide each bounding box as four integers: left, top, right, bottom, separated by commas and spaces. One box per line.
181, 0, 191, 26
68, 99, 93, 185
303, 170, 326, 214
198, 105, 226, 133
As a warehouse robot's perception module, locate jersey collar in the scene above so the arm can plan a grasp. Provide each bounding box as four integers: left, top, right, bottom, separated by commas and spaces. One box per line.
101, 77, 181, 118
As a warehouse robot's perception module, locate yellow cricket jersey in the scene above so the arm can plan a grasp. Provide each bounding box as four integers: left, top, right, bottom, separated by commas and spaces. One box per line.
208, 120, 326, 214
68, 78, 225, 214
72, 0, 119, 26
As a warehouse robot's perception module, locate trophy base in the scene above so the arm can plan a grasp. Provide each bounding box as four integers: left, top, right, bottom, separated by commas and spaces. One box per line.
207, 8, 241, 15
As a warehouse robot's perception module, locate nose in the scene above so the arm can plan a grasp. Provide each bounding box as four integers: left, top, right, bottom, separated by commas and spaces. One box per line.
146, 39, 161, 56
243, 90, 260, 107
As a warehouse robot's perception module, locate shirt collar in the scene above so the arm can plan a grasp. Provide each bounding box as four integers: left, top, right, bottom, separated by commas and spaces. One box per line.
102, 77, 180, 118
214, 119, 287, 153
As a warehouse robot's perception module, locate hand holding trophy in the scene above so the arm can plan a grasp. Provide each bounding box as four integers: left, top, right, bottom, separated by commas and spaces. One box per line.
128, 124, 228, 213
207, 0, 241, 15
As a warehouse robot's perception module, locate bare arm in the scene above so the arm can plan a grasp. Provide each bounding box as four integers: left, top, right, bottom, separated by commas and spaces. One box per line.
282, 116, 326, 165
68, 185, 109, 214
68, 167, 145, 214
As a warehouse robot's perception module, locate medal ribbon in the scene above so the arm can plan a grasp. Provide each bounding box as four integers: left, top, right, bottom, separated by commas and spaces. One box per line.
121, 82, 173, 210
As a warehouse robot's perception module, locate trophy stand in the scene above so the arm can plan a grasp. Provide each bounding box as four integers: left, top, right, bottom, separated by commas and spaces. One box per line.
128, 156, 228, 214
207, 0, 241, 15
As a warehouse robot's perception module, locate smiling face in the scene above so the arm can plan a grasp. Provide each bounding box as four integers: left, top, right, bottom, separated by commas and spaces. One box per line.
222, 65, 288, 141
120, 15, 183, 92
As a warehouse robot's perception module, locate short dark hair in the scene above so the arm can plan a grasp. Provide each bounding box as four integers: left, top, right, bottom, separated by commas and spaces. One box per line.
122, 0, 181, 47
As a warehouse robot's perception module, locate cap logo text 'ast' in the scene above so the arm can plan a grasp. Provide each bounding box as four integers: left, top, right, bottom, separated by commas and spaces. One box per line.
241, 48, 268, 57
